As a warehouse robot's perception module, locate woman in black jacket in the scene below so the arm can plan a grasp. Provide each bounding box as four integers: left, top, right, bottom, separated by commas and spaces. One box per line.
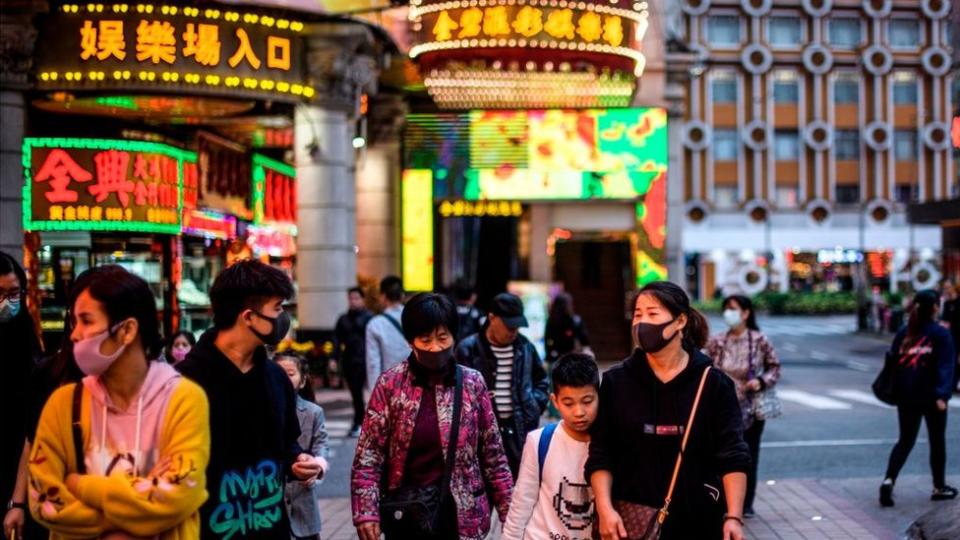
879, 289, 957, 506
587, 281, 750, 540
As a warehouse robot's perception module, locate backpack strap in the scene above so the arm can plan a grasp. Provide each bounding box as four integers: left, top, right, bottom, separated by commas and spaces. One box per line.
71, 382, 86, 474
537, 422, 558, 484
381, 312, 405, 339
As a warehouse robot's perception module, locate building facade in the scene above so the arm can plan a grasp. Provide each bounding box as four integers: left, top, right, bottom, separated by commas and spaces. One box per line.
675, 0, 954, 299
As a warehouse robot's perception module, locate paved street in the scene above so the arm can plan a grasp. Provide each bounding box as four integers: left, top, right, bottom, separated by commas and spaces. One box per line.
312, 315, 959, 538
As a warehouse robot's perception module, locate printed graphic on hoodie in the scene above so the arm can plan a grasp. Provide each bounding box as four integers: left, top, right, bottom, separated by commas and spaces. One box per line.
208, 459, 284, 540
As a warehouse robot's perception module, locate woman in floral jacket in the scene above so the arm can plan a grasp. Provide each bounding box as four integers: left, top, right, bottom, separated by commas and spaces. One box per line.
705, 294, 782, 519
351, 292, 513, 540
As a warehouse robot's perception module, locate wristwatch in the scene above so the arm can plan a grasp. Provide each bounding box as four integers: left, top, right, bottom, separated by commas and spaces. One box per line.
6, 500, 26, 511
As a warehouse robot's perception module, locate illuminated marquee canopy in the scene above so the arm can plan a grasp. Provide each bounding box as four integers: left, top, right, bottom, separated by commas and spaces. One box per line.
35, 3, 312, 102
409, 0, 649, 109
22, 137, 194, 234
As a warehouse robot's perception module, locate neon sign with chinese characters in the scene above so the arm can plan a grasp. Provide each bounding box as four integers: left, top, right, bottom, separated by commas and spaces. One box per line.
35, 4, 312, 102
252, 154, 297, 226
22, 138, 193, 234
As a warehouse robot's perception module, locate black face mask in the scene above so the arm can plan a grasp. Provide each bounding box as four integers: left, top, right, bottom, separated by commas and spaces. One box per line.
251, 310, 292, 346
634, 318, 678, 354
414, 345, 454, 371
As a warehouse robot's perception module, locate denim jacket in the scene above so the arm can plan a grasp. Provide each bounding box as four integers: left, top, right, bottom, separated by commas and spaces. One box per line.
350, 357, 514, 539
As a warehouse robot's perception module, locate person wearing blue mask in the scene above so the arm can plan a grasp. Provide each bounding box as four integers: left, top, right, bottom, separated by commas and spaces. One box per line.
1, 251, 44, 540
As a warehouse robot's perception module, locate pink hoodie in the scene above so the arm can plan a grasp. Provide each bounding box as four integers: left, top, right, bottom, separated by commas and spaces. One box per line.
81, 361, 181, 483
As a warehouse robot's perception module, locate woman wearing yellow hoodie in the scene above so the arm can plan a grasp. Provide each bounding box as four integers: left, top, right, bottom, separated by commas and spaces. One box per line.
29, 265, 209, 539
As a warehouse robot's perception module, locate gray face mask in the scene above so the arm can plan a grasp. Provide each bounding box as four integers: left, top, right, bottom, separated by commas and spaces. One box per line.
0, 298, 20, 323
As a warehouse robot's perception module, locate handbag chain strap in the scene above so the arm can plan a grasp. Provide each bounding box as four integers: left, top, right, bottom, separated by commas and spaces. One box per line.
658, 366, 711, 525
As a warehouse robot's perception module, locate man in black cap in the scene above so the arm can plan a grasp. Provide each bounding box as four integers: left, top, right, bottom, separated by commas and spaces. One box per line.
456, 292, 549, 476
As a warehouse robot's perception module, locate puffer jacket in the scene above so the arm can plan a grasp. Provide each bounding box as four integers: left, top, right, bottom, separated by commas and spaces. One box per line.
351, 357, 513, 539
455, 329, 549, 445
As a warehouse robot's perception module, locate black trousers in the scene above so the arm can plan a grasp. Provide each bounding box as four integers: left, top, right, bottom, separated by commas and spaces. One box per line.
342, 359, 366, 429
498, 421, 522, 478
885, 401, 948, 488
743, 419, 765, 512
383, 497, 458, 540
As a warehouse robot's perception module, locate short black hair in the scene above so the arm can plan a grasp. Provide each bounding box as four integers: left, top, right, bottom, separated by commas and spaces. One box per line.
552, 353, 600, 391
452, 278, 474, 302
210, 259, 294, 329
348, 286, 365, 297
380, 275, 404, 303
401, 292, 459, 343
70, 265, 162, 359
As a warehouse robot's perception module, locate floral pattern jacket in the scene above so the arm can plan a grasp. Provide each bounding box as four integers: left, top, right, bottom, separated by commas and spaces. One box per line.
705, 329, 781, 427
351, 358, 514, 540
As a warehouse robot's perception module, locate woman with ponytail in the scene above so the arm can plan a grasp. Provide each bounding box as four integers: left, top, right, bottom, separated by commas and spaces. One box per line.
586, 281, 750, 540
879, 289, 956, 507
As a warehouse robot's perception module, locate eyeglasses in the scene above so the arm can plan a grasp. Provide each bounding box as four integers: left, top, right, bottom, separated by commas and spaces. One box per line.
0, 289, 23, 302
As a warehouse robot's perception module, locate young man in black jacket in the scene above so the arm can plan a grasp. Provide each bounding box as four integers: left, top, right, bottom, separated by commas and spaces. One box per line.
456, 292, 549, 476
334, 286, 373, 436
178, 260, 321, 540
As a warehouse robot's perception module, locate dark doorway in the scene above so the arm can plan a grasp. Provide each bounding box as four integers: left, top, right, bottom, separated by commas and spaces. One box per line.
554, 240, 633, 364
439, 215, 522, 312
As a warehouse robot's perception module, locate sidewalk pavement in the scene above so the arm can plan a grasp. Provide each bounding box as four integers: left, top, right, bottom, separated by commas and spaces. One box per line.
316, 474, 957, 540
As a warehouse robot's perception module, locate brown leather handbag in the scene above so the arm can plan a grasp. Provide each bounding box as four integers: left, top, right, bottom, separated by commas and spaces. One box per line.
595, 367, 713, 540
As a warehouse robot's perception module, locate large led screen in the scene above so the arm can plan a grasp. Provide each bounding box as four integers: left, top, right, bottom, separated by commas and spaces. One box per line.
403, 108, 667, 201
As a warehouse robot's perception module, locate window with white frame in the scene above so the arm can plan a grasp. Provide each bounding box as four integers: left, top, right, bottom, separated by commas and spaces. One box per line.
775, 186, 798, 209
835, 130, 860, 160
894, 129, 918, 161
833, 73, 860, 104
892, 71, 918, 104
707, 15, 741, 47
714, 186, 739, 208
774, 130, 800, 160
713, 129, 739, 160
773, 70, 799, 103
828, 17, 862, 48
711, 72, 738, 103
768, 17, 803, 48
889, 19, 921, 49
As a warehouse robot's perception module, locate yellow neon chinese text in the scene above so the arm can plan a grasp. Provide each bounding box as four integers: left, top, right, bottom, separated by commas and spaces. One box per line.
228, 28, 261, 69
483, 7, 511, 37
182, 23, 221, 66
457, 8, 482, 39
544, 9, 575, 40
266, 36, 290, 70
576, 11, 602, 42
512, 6, 543, 38
136, 20, 176, 64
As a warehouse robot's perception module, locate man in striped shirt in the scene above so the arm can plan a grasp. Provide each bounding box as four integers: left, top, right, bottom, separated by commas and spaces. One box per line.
456, 293, 549, 477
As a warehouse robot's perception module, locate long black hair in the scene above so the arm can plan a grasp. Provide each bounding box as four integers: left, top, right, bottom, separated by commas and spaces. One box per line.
549, 293, 575, 323
722, 294, 760, 331
636, 281, 710, 350
164, 330, 196, 363
0, 251, 43, 358
902, 289, 939, 351
69, 265, 162, 359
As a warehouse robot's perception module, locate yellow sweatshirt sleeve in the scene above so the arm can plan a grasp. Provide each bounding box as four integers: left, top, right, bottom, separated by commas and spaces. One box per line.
28, 384, 111, 538
73, 378, 210, 537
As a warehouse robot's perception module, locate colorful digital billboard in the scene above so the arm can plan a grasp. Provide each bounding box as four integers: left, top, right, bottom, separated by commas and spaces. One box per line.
403, 108, 667, 201
401, 107, 668, 287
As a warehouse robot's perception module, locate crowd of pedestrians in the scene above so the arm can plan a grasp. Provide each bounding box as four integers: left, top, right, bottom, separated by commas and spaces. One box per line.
2, 246, 956, 540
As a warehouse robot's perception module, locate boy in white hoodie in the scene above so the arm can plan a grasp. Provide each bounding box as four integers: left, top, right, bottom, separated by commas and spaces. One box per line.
502, 353, 599, 540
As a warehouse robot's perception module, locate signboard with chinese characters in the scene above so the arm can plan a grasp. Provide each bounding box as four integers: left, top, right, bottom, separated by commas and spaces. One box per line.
35, 3, 312, 102
22, 138, 193, 234
252, 154, 297, 226
408, 0, 648, 108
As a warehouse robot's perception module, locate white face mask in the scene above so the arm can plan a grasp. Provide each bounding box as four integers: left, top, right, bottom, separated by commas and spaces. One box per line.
723, 309, 743, 329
